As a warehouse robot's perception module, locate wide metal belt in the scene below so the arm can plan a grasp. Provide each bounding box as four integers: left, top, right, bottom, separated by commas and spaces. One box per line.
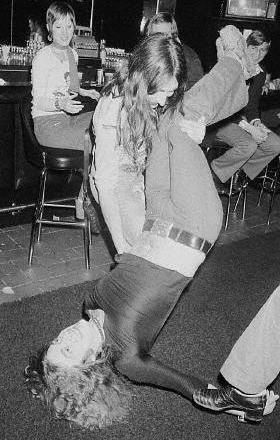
143, 219, 213, 254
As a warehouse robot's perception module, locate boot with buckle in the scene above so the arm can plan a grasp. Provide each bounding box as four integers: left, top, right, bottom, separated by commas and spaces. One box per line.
193, 385, 267, 423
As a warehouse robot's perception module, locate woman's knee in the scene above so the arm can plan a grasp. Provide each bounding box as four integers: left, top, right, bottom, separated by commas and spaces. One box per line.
115, 353, 147, 382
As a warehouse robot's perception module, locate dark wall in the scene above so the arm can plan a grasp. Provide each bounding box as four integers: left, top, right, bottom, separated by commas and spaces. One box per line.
92, 0, 144, 51
175, 0, 219, 71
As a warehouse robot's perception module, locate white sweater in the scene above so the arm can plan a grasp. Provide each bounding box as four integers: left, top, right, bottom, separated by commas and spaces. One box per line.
91, 94, 145, 253
31, 45, 78, 118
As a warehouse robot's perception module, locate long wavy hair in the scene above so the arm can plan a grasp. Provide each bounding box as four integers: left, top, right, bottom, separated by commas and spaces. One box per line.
24, 345, 132, 430
102, 34, 187, 172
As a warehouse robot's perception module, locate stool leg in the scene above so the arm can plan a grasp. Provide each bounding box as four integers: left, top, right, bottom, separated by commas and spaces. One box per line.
28, 169, 46, 264
233, 182, 247, 220
28, 221, 37, 265
241, 186, 247, 220
36, 169, 47, 242
83, 216, 90, 270
224, 176, 233, 230
267, 158, 280, 226
257, 165, 268, 207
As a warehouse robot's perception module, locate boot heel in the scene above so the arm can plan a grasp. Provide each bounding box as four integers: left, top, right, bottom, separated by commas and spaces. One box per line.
241, 408, 263, 423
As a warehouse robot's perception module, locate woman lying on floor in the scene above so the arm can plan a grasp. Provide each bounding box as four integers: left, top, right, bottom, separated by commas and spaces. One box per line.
24, 30, 276, 430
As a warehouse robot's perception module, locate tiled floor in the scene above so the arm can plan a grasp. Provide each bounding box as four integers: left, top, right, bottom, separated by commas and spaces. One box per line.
1, 183, 280, 305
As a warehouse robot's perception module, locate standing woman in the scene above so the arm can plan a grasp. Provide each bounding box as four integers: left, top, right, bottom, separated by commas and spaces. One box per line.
90, 34, 186, 253
31, 1, 99, 216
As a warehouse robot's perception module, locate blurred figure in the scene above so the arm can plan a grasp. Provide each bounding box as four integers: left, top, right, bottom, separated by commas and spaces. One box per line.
28, 15, 47, 45
143, 12, 204, 90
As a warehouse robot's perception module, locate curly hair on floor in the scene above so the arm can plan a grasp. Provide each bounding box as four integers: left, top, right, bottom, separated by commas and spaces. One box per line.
24, 345, 132, 430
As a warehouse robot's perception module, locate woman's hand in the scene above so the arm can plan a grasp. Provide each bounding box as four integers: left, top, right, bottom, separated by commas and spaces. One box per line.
178, 116, 206, 144
250, 125, 269, 144
262, 82, 271, 95
80, 87, 100, 101
59, 92, 84, 114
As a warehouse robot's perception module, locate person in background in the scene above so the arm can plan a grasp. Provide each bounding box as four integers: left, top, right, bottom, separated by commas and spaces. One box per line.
261, 75, 280, 130
24, 31, 268, 431
28, 14, 47, 45
143, 12, 204, 90
31, 1, 99, 219
211, 30, 280, 193
194, 284, 280, 422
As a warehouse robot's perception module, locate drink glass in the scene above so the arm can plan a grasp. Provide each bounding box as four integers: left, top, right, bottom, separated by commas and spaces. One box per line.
1, 45, 10, 64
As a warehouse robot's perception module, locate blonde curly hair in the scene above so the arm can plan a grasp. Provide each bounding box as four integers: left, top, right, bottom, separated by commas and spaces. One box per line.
25, 345, 132, 430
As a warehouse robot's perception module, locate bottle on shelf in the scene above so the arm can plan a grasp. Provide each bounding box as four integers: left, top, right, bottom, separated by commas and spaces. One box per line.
99, 39, 107, 68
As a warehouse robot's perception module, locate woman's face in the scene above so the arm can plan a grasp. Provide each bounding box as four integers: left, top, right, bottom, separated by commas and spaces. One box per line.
247, 42, 270, 65
148, 76, 178, 108
51, 14, 74, 47
46, 318, 105, 368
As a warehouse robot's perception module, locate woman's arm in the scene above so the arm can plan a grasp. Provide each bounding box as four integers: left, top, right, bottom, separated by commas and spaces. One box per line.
32, 50, 60, 112
93, 98, 131, 254
79, 87, 100, 101
32, 50, 84, 114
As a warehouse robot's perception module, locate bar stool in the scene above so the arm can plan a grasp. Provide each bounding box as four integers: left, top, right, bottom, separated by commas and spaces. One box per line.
20, 94, 92, 269
206, 140, 248, 230
257, 155, 280, 226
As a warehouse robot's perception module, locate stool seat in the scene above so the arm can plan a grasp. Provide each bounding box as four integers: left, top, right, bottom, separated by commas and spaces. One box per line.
42, 146, 85, 170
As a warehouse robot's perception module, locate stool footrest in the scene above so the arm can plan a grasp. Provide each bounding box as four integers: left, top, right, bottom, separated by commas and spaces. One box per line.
37, 219, 86, 227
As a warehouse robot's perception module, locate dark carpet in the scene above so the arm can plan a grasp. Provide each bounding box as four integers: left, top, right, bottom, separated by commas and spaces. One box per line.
1, 231, 280, 440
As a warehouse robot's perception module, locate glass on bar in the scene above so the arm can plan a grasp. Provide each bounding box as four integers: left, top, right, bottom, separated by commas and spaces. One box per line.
1, 45, 10, 64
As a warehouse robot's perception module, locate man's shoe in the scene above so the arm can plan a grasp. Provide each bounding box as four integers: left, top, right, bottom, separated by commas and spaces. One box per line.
193, 386, 266, 423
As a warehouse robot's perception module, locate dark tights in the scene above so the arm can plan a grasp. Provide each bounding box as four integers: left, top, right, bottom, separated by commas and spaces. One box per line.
83, 253, 206, 400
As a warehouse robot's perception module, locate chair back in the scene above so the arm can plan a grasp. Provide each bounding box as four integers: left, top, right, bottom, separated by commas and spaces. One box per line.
19, 93, 44, 169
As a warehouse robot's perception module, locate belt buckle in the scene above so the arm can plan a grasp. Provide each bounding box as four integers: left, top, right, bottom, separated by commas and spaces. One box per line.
151, 219, 173, 238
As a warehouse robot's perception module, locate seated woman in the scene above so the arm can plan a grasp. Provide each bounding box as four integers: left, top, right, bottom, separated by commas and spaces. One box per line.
25, 31, 265, 431
31, 1, 99, 217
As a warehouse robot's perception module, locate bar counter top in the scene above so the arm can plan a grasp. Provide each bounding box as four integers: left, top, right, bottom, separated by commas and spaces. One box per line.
0, 63, 31, 84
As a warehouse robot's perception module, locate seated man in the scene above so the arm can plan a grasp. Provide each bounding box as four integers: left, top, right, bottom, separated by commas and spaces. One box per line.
211, 30, 280, 193
143, 12, 204, 90
194, 284, 280, 422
